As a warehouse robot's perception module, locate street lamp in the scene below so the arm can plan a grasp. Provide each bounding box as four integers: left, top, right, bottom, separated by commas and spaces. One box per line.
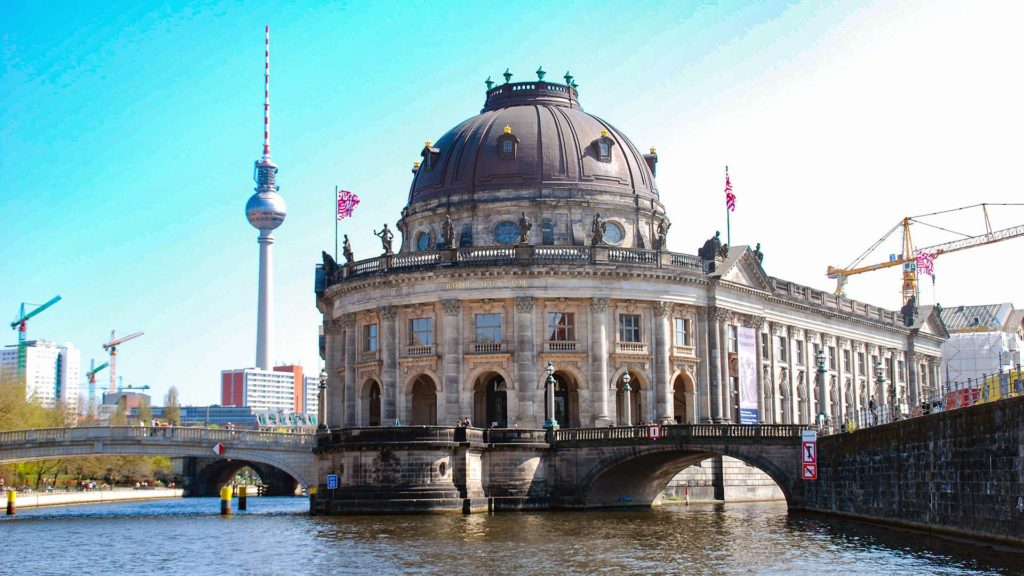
543, 361, 559, 430
874, 360, 885, 423
622, 372, 632, 427
815, 349, 827, 429
317, 368, 328, 432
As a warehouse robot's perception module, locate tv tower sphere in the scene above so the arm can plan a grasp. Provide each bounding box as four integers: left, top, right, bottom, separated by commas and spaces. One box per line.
246, 159, 287, 231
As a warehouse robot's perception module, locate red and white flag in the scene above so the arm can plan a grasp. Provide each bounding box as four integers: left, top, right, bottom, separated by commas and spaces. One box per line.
337, 189, 360, 220
915, 250, 935, 276
724, 169, 736, 212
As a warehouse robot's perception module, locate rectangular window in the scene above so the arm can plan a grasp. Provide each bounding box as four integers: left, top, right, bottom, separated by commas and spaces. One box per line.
828, 346, 837, 370
897, 360, 905, 382
475, 314, 503, 344
674, 318, 690, 347
363, 324, 378, 352
542, 218, 555, 245
409, 317, 433, 346
843, 349, 851, 372
858, 352, 866, 374
547, 312, 576, 341
728, 326, 738, 353
776, 336, 788, 362
885, 357, 893, 380
619, 314, 641, 343
760, 332, 768, 352
795, 340, 804, 365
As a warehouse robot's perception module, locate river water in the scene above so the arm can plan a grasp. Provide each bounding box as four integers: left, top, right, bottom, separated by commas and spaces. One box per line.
2, 497, 1021, 575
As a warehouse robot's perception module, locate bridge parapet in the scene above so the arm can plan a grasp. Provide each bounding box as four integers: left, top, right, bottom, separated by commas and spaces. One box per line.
554, 424, 808, 444
0, 426, 314, 447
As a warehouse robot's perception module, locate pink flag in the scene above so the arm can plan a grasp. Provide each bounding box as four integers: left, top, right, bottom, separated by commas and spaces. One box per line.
337, 189, 360, 220
915, 250, 935, 276
724, 170, 736, 212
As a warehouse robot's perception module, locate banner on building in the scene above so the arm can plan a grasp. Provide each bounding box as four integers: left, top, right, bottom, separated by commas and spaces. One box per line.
738, 326, 758, 424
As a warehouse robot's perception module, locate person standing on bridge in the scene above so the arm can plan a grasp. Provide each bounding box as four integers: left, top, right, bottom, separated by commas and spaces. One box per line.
869, 395, 877, 425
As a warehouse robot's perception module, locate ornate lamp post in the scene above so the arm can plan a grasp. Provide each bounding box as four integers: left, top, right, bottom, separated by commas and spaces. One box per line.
815, 349, 828, 429
622, 372, 632, 427
317, 368, 328, 432
543, 361, 559, 430
874, 360, 886, 423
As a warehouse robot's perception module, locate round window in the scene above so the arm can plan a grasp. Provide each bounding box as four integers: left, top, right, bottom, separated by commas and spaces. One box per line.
416, 231, 430, 251
603, 221, 624, 245
492, 221, 521, 245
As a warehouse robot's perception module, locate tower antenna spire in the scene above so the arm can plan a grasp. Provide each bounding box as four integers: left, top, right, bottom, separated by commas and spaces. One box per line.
263, 24, 271, 159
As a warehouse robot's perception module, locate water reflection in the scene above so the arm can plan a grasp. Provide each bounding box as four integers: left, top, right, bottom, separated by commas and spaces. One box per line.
2, 498, 1021, 575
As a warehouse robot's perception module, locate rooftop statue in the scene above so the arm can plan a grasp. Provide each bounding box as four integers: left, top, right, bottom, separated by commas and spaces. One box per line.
698, 231, 723, 260
518, 212, 532, 244
374, 224, 394, 255
591, 213, 607, 246
342, 234, 354, 264
321, 251, 338, 276
654, 219, 670, 250
753, 242, 764, 264
901, 295, 918, 327
442, 214, 456, 249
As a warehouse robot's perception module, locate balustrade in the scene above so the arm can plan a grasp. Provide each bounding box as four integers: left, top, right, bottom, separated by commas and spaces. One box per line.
615, 341, 649, 355
544, 340, 579, 352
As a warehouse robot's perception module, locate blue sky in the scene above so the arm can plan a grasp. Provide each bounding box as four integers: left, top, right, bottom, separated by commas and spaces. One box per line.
3, 1, 1023, 406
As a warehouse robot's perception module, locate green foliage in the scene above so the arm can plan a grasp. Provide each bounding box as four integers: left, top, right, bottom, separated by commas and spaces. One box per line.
163, 386, 180, 425
137, 397, 153, 422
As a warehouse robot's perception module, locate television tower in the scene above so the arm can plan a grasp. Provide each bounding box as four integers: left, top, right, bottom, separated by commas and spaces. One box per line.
245, 25, 286, 370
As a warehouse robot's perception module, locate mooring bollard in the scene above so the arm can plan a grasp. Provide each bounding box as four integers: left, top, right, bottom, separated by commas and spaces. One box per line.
220, 485, 233, 515
6, 490, 15, 516
238, 485, 247, 511
308, 485, 317, 515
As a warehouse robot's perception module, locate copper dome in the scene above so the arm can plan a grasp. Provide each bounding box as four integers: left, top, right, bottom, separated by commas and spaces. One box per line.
406, 80, 659, 209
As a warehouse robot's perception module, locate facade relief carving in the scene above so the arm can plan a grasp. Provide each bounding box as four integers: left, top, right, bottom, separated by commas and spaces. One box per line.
342, 312, 356, 328
441, 299, 462, 316
515, 296, 535, 313
381, 305, 398, 321
590, 297, 609, 313
654, 301, 672, 318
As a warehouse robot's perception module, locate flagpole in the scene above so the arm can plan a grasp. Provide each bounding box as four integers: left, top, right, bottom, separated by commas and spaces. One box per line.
334, 185, 339, 260
725, 166, 731, 246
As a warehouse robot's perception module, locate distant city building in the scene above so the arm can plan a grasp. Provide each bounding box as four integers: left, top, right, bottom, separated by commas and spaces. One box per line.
0, 340, 80, 409
146, 404, 316, 431
97, 390, 151, 425
940, 303, 1023, 386
221, 365, 318, 414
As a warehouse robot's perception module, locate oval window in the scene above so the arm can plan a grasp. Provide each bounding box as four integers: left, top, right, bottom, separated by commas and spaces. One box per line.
416, 232, 430, 251
603, 222, 624, 245
493, 221, 521, 245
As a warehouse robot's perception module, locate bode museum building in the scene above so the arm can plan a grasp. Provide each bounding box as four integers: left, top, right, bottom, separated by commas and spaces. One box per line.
314, 73, 946, 438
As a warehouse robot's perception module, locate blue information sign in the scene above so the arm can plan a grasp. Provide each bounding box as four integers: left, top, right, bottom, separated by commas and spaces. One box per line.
326, 474, 339, 490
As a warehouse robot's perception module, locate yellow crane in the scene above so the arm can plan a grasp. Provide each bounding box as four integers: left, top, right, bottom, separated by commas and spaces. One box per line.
826, 203, 1024, 305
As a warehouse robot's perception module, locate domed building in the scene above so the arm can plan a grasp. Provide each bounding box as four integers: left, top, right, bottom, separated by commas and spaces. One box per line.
315, 72, 947, 437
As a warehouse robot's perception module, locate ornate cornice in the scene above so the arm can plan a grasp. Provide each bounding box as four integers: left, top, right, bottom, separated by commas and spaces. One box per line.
381, 305, 398, 321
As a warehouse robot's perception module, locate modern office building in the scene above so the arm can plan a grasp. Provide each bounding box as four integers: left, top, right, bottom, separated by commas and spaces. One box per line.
0, 339, 80, 409
221, 364, 318, 414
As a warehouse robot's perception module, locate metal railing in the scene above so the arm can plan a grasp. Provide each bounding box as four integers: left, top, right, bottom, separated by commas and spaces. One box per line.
0, 426, 314, 446
554, 424, 806, 442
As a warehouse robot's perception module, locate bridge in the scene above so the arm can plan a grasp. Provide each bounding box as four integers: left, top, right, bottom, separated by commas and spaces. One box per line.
0, 426, 316, 496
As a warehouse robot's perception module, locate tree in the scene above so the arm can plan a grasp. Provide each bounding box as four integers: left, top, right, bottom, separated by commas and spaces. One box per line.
164, 386, 181, 425
137, 397, 152, 423
109, 399, 128, 426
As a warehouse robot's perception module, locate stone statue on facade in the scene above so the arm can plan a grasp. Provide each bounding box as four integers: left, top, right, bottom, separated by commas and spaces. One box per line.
653, 219, 670, 250
374, 224, 394, 254
900, 295, 918, 327
518, 211, 532, 244
321, 250, 338, 276
342, 234, 354, 264
442, 213, 456, 249
753, 242, 764, 263
591, 213, 607, 246
698, 231, 723, 260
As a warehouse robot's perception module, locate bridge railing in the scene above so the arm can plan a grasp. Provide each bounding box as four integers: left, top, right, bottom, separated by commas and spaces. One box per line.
0, 426, 314, 446
318, 426, 484, 447
553, 424, 808, 442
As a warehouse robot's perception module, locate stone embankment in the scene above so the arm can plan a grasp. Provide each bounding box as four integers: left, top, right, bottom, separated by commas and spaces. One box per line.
5, 487, 183, 509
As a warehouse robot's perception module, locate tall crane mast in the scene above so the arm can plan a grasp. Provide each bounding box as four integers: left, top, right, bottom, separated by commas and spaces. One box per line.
826, 203, 1024, 305
101, 330, 144, 394
9, 295, 61, 385
86, 359, 110, 406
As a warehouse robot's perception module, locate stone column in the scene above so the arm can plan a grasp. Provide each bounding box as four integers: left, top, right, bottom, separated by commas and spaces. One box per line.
441, 300, 463, 426
324, 318, 344, 429
787, 327, 797, 424
590, 298, 611, 426
718, 312, 731, 423
706, 308, 722, 423
514, 296, 538, 428
752, 317, 765, 423
654, 301, 673, 423
697, 308, 712, 423
380, 305, 398, 423
343, 313, 356, 425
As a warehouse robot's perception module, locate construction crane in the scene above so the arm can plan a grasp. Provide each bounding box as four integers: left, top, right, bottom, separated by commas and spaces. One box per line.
85, 359, 110, 407
827, 203, 1024, 305
101, 330, 144, 394
9, 295, 62, 384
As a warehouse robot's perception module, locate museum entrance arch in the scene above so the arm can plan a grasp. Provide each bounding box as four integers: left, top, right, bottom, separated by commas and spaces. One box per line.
361, 379, 382, 426
544, 371, 580, 428
672, 372, 696, 424
473, 373, 508, 428
409, 374, 438, 425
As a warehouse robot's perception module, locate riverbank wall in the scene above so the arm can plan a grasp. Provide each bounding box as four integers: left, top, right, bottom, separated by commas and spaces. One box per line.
805, 395, 1023, 547
6, 487, 184, 509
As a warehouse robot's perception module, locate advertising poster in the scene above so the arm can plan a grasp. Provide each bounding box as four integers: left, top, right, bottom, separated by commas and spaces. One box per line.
738, 326, 759, 424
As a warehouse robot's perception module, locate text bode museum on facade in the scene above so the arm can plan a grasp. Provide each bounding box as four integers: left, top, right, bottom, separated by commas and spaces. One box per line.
315, 73, 945, 432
